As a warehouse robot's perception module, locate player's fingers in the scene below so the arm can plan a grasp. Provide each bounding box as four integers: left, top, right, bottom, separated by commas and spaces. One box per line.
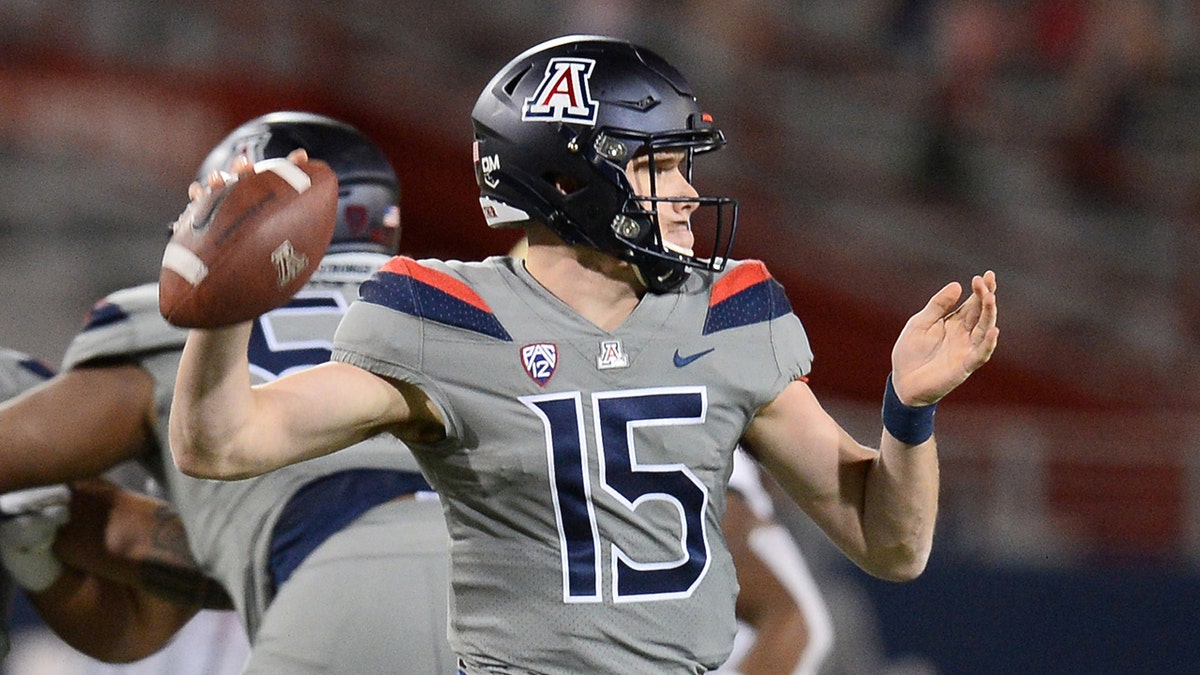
231, 155, 254, 175
959, 273, 993, 326
972, 279, 999, 343
950, 271, 997, 333
966, 325, 1000, 371
287, 148, 309, 164
912, 281, 962, 329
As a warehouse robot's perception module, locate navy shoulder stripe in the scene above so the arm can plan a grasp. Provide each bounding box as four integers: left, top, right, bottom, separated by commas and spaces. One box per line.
18, 358, 55, 380
703, 261, 793, 334
360, 257, 512, 342
80, 301, 130, 333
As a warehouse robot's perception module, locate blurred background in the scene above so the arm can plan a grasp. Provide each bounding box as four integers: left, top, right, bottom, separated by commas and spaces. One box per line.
1, 0, 1198, 673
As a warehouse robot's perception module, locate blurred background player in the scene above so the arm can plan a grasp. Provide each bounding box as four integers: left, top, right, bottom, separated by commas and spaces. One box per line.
716, 449, 834, 675
0, 347, 245, 675
0, 111, 456, 673
0, 349, 55, 659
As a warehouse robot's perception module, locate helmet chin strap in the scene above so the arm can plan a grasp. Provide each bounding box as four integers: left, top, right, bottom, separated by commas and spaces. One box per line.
663, 239, 694, 257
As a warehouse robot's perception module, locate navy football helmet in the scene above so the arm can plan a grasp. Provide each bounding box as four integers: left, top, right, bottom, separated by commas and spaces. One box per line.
197, 111, 400, 254
471, 35, 738, 292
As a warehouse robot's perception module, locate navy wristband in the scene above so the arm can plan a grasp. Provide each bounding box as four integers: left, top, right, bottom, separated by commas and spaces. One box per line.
881, 374, 937, 445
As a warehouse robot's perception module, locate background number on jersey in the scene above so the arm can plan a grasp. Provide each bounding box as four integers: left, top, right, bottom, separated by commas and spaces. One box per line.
248, 290, 348, 381
522, 387, 710, 603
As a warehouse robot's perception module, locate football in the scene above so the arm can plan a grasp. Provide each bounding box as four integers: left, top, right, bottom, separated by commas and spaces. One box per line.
159, 158, 338, 328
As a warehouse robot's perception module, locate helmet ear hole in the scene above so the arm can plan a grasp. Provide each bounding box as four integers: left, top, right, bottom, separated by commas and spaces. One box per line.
550, 174, 583, 196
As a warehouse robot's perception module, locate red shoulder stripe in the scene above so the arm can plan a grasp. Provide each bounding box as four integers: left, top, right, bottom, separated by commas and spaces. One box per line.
380, 256, 492, 313
710, 260, 772, 307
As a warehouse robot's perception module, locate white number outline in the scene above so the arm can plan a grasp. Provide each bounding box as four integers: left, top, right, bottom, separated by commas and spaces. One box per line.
248, 289, 348, 382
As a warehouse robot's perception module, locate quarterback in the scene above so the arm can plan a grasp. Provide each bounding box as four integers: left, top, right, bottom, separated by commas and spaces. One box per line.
172, 36, 998, 674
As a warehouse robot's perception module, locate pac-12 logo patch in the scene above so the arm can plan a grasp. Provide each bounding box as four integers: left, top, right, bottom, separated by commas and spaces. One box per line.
521, 343, 558, 386
522, 58, 598, 126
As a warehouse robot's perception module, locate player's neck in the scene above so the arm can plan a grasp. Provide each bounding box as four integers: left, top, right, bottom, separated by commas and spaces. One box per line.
523, 238, 643, 332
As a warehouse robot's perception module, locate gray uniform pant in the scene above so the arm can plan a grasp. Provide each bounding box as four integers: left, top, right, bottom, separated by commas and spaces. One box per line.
244, 495, 455, 674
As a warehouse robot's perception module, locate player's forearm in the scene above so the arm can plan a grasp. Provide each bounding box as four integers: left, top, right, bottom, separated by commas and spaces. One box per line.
30, 567, 199, 663
55, 479, 233, 611
858, 436, 939, 581
0, 366, 153, 492
170, 323, 258, 478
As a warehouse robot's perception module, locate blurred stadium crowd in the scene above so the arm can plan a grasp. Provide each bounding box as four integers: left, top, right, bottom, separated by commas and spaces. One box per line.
1, 1, 1198, 672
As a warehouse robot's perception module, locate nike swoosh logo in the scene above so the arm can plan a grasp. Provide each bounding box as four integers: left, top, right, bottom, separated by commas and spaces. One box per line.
673, 348, 715, 368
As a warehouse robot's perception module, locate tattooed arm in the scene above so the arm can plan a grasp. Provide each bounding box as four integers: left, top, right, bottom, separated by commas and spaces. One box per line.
27, 478, 233, 662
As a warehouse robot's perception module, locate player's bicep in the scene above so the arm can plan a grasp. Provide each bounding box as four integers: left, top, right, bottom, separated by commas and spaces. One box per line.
252, 361, 442, 466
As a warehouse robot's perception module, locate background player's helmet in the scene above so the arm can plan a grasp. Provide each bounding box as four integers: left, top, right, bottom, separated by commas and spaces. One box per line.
471, 35, 738, 293
197, 111, 401, 255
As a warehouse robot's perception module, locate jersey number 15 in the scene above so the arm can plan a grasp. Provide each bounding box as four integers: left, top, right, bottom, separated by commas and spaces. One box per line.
522, 387, 711, 604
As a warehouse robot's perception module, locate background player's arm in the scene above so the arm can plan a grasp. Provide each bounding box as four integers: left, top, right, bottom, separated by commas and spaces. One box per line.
24, 478, 231, 662
722, 490, 810, 674
171, 323, 442, 480
744, 272, 997, 581
0, 363, 156, 492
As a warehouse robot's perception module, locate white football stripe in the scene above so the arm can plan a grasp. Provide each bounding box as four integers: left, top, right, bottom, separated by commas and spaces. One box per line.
254, 158, 312, 193
161, 242, 210, 286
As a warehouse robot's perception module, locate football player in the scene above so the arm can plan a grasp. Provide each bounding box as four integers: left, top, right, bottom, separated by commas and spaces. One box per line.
0, 113, 456, 673
0, 351, 246, 674
171, 35, 999, 673
511, 235, 831, 675
0, 349, 55, 659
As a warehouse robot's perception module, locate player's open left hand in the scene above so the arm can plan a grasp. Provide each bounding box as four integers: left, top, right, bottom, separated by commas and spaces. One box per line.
889, 270, 998, 406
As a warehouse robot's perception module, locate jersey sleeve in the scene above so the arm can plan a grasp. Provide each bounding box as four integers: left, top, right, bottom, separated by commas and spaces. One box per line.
330, 257, 487, 444
705, 259, 813, 403
0, 348, 54, 401
61, 283, 189, 371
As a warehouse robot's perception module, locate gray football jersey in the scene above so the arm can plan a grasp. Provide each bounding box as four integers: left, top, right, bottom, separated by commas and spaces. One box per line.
0, 348, 56, 658
333, 255, 812, 674
0, 348, 52, 403
61, 252, 424, 637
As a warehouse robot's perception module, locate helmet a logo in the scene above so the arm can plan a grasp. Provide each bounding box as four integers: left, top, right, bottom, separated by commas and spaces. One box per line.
227, 132, 271, 172
522, 58, 598, 126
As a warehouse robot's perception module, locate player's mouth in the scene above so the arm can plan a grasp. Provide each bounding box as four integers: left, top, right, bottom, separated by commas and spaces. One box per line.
662, 221, 695, 257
